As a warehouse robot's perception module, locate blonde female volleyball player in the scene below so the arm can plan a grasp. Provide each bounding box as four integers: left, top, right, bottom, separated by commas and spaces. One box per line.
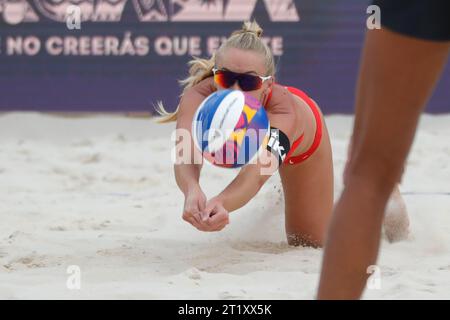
157, 21, 408, 247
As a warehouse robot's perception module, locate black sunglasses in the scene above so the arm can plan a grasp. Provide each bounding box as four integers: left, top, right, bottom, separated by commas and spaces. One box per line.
212, 67, 272, 91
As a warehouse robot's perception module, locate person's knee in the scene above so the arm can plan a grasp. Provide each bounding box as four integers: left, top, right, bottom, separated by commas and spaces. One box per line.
345, 152, 404, 195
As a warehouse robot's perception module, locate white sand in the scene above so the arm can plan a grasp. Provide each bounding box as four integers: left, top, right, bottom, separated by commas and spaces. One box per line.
0, 112, 449, 300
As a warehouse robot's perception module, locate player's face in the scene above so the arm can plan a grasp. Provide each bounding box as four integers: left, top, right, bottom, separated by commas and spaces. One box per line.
214, 48, 273, 104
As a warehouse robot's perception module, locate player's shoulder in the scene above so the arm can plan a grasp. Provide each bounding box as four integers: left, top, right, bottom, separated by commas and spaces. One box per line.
267, 83, 298, 114
177, 77, 215, 118
190, 76, 216, 97
275, 83, 317, 110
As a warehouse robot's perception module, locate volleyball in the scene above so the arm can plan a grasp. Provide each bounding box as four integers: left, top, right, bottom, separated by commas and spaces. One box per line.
192, 89, 270, 168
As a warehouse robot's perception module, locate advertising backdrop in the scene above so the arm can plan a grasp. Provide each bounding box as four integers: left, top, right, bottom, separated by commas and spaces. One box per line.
0, 0, 449, 113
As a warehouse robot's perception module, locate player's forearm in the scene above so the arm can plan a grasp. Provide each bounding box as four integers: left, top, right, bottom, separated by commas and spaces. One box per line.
216, 173, 266, 212
174, 163, 202, 196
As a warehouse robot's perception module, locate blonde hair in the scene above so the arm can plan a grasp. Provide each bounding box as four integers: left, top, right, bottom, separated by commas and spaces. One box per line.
155, 20, 275, 123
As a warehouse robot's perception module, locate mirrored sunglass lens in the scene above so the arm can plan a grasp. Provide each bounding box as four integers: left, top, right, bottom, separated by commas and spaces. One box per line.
239, 74, 262, 91
214, 71, 236, 88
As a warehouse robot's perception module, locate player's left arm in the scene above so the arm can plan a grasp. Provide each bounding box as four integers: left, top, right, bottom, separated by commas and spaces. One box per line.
205, 95, 297, 214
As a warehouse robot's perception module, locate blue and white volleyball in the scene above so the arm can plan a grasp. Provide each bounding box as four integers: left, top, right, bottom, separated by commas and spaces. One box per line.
192, 89, 270, 168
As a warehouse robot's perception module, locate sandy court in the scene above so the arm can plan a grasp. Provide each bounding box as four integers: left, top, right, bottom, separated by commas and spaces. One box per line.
0, 112, 449, 299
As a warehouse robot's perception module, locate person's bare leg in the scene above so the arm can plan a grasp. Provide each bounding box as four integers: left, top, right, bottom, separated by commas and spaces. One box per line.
317, 28, 450, 299
279, 121, 334, 247
345, 142, 410, 242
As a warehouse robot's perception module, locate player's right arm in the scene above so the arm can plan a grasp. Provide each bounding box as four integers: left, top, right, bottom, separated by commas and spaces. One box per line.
174, 77, 215, 193
174, 78, 215, 229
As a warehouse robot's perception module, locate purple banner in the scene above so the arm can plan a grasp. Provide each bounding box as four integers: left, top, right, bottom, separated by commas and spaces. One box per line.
0, 0, 449, 113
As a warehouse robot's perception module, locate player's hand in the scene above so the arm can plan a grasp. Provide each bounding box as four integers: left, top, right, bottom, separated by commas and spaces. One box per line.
182, 185, 207, 230
198, 197, 230, 232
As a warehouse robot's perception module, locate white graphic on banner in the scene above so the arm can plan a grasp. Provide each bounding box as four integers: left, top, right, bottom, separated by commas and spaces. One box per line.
133, 0, 168, 22
36, 0, 94, 22
0, 0, 299, 23
33, 0, 128, 22
171, 0, 299, 22
1, 0, 292, 57
171, 0, 222, 21
92, 0, 128, 21
3, 34, 283, 56
0, 0, 39, 24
